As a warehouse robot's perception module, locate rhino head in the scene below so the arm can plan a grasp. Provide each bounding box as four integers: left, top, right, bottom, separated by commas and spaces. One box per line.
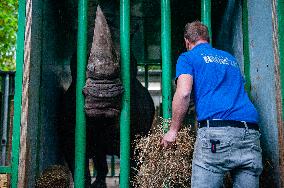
83, 6, 124, 119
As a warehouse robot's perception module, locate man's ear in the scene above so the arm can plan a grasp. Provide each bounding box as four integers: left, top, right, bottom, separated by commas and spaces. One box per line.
184, 38, 190, 50
184, 38, 189, 44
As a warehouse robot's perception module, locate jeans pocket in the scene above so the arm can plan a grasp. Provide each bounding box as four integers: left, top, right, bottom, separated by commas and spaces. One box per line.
200, 137, 231, 163
199, 129, 232, 170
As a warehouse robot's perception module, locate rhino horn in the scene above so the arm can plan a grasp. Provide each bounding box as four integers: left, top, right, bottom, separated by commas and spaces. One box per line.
84, 5, 123, 118
87, 5, 120, 80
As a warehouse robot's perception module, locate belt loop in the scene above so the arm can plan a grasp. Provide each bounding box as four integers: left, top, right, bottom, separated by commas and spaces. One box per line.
207, 120, 210, 128
241, 121, 248, 130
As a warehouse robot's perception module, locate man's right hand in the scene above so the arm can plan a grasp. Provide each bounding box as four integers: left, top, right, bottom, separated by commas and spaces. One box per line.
160, 129, 178, 148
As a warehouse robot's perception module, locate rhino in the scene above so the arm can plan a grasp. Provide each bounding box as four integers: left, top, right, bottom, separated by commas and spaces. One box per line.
59, 5, 155, 188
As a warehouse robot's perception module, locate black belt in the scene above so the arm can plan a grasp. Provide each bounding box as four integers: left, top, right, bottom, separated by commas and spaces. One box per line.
198, 120, 259, 131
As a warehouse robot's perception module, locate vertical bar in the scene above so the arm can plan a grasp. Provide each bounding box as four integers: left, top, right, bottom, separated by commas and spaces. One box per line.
145, 64, 149, 89
278, 0, 284, 119
277, 1, 284, 185
11, 0, 26, 186
74, 0, 88, 187
161, 0, 172, 132
111, 155, 115, 177
1, 74, 10, 166
120, 0, 131, 187
201, 0, 212, 43
242, 0, 252, 97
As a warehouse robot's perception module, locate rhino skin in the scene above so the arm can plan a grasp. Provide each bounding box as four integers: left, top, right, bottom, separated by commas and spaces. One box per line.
59, 5, 155, 188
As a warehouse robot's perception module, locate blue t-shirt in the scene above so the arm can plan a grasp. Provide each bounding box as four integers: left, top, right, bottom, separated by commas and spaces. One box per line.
176, 43, 258, 123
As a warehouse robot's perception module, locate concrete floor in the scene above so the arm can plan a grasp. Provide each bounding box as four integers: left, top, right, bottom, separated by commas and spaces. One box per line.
70, 177, 119, 188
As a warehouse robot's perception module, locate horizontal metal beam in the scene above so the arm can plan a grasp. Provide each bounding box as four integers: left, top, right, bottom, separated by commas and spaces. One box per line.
137, 63, 161, 66
0, 166, 12, 174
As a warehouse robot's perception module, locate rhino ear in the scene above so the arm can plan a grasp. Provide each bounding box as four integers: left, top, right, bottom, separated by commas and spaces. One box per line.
87, 5, 120, 80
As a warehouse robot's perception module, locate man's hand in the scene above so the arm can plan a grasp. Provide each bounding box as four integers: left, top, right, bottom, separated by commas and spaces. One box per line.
160, 129, 178, 148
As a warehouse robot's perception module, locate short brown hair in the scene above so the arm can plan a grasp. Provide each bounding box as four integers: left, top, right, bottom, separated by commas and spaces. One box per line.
184, 21, 210, 43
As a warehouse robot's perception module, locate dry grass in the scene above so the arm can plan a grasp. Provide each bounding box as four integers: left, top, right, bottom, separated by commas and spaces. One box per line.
132, 117, 196, 188
35, 165, 70, 188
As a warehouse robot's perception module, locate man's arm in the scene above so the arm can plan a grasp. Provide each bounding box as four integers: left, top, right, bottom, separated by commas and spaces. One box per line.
161, 74, 193, 147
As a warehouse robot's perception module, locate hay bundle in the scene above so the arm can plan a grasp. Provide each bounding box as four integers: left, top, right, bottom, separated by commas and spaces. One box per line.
35, 165, 70, 188
132, 118, 196, 188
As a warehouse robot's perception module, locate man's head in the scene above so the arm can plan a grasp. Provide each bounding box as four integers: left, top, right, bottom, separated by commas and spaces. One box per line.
184, 21, 210, 50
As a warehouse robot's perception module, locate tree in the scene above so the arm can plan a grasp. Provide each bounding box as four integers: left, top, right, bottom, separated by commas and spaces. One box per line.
0, 0, 18, 71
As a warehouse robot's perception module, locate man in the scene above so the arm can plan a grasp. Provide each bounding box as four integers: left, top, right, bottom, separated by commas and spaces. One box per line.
161, 21, 263, 187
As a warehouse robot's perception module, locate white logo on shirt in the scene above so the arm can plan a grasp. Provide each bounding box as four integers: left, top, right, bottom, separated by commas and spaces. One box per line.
202, 54, 238, 67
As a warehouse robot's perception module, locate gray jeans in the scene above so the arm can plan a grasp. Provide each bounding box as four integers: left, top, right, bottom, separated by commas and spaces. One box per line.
191, 127, 263, 188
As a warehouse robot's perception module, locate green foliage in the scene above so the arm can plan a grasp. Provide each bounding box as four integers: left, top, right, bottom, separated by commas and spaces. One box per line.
0, 0, 18, 71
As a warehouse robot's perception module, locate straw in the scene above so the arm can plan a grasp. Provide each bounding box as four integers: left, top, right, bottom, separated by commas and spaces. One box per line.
132, 117, 196, 188
35, 165, 70, 188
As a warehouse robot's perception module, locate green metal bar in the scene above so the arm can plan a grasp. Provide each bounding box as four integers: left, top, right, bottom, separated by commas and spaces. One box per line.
0, 166, 12, 174
161, 0, 172, 132
74, 0, 88, 187
278, 0, 284, 120
11, 0, 26, 187
242, 0, 252, 97
120, 0, 131, 187
201, 0, 212, 43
